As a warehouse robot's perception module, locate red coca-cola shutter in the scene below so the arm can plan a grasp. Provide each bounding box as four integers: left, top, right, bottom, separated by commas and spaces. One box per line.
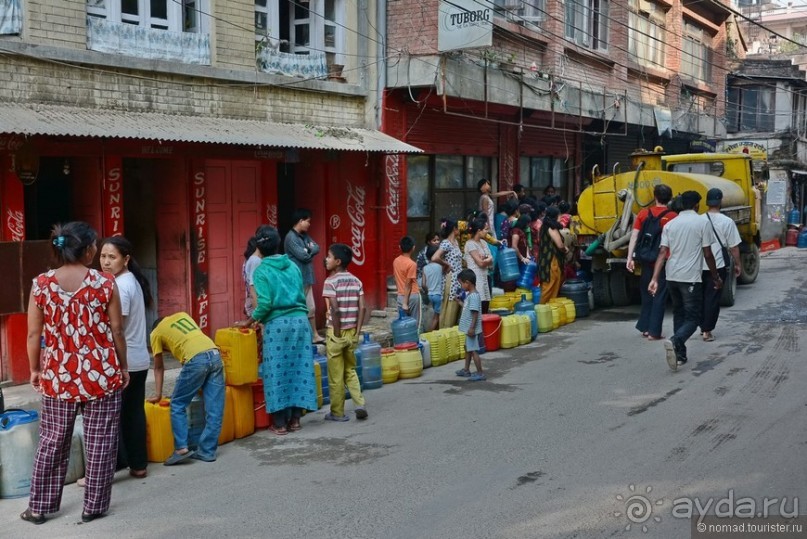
402, 104, 500, 156
518, 129, 581, 158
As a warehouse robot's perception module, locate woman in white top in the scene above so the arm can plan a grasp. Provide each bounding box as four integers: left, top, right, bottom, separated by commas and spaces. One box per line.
464, 217, 494, 312
477, 178, 515, 240
99, 236, 153, 479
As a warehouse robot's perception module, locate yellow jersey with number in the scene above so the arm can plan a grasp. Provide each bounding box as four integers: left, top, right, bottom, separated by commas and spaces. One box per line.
149, 312, 216, 363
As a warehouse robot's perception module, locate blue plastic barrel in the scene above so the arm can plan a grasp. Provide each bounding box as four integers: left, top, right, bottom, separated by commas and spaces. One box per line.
359, 333, 383, 390
0, 410, 40, 498
531, 285, 542, 305
517, 259, 538, 289
497, 246, 520, 283
392, 309, 419, 345
798, 229, 807, 248
787, 208, 801, 227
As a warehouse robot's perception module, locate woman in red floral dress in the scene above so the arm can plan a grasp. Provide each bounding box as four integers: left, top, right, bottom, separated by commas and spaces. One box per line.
20, 221, 128, 526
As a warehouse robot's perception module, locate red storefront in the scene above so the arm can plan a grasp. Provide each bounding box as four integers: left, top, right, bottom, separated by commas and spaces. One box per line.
0, 105, 418, 383
381, 89, 583, 242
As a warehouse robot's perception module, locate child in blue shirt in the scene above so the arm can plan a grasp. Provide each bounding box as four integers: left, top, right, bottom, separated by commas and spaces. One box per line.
455, 269, 486, 381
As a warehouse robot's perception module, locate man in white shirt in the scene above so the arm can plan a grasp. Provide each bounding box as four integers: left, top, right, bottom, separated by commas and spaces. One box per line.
649, 191, 722, 371
700, 188, 742, 342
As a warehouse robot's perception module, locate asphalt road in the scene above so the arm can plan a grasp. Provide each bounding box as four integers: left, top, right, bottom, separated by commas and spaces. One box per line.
2, 248, 806, 539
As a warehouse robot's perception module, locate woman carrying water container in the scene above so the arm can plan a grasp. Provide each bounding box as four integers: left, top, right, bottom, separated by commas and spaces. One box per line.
237, 226, 317, 435
22, 221, 128, 525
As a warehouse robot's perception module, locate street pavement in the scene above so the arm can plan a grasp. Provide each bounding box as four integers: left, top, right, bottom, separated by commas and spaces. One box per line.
1, 248, 806, 539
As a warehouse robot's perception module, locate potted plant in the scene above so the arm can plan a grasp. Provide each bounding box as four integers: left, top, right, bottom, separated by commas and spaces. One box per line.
499, 53, 518, 72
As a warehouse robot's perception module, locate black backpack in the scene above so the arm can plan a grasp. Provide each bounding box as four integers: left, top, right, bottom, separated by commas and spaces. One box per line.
634, 209, 671, 263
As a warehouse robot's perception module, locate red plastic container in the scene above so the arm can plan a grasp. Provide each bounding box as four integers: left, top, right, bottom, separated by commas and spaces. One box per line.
785, 227, 800, 246
251, 381, 272, 430
482, 314, 502, 352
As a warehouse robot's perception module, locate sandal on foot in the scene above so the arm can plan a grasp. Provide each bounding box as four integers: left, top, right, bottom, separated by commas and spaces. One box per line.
129, 469, 147, 479
646, 334, 665, 341
324, 412, 350, 422
20, 509, 46, 525
163, 450, 194, 466
287, 420, 302, 432
268, 424, 288, 436
703, 333, 715, 342
77, 477, 86, 487
641, 331, 649, 337
469, 372, 487, 381
455, 369, 471, 377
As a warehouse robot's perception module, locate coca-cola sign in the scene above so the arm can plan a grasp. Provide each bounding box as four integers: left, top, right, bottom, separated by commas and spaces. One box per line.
265, 203, 278, 228
385, 154, 401, 225
346, 182, 366, 266
5, 209, 25, 242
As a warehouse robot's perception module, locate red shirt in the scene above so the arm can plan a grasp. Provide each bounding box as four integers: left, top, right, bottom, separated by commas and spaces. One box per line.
33, 269, 124, 402
633, 206, 678, 231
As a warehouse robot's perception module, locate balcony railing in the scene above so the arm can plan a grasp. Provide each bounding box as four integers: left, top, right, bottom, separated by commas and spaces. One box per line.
256, 47, 327, 79
0, 0, 22, 35
87, 17, 211, 65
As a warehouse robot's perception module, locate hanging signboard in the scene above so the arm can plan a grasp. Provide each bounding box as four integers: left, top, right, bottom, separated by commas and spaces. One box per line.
437, 0, 493, 52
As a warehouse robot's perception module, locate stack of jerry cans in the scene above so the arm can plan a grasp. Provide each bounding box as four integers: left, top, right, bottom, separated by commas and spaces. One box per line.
215, 327, 258, 440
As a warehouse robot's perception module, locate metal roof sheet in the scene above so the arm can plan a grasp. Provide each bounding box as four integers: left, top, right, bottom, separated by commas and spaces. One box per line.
0, 102, 422, 153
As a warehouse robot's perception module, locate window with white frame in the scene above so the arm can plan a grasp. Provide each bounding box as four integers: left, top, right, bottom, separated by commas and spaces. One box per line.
492, 0, 547, 29
255, 0, 345, 64
681, 21, 712, 83
628, 0, 665, 68
87, 0, 207, 33
565, 0, 609, 51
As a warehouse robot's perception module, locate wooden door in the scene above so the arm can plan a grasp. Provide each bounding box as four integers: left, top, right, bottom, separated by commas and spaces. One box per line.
205, 160, 261, 333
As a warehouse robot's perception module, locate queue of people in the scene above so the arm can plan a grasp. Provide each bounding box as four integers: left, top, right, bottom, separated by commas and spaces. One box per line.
21, 208, 371, 525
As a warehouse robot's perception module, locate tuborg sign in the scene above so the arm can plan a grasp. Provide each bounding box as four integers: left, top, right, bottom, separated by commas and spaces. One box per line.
437, 0, 493, 52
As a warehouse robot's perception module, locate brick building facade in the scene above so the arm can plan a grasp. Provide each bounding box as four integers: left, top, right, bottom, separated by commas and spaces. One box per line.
0, 0, 416, 383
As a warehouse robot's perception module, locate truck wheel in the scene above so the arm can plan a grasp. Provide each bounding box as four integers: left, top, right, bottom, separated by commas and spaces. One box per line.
609, 270, 631, 307
738, 244, 760, 285
592, 271, 612, 308
719, 261, 736, 307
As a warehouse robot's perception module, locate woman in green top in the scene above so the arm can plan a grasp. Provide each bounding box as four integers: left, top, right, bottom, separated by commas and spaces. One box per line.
239, 226, 317, 435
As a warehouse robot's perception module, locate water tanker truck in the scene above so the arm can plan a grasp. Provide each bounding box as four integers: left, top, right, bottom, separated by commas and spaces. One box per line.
572, 148, 760, 308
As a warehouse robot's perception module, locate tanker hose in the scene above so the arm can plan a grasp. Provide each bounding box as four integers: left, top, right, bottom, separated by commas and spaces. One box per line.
631, 160, 653, 209
585, 235, 604, 256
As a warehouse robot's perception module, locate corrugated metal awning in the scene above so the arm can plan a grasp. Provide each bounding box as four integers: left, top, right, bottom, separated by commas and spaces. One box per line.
0, 102, 422, 153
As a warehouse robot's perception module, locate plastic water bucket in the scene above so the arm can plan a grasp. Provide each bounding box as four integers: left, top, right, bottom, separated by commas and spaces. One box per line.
482, 314, 502, 351
0, 410, 39, 498
252, 380, 272, 428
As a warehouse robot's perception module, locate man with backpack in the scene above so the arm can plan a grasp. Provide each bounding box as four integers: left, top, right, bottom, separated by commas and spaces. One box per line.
648, 191, 722, 371
626, 184, 677, 341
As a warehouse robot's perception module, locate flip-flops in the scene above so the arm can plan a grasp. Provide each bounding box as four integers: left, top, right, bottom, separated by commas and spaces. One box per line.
163, 450, 194, 466
703, 333, 715, 342
190, 453, 216, 462
81, 512, 106, 523
20, 509, 46, 525
455, 369, 471, 377
269, 424, 288, 436
469, 373, 487, 381
129, 469, 147, 478
324, 412, 350, 422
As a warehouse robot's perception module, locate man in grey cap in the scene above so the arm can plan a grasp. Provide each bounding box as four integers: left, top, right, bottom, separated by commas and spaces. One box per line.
648, 191, 722, 371
700, 188, 742, 342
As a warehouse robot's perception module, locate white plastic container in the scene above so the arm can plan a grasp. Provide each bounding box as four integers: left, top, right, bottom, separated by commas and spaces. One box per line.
0, 410, 40, 498
64, 415, 85, 485
419, 338, 432, 369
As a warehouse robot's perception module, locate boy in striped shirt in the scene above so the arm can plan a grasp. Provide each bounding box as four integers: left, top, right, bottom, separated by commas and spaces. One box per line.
322, 243, 368, 421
